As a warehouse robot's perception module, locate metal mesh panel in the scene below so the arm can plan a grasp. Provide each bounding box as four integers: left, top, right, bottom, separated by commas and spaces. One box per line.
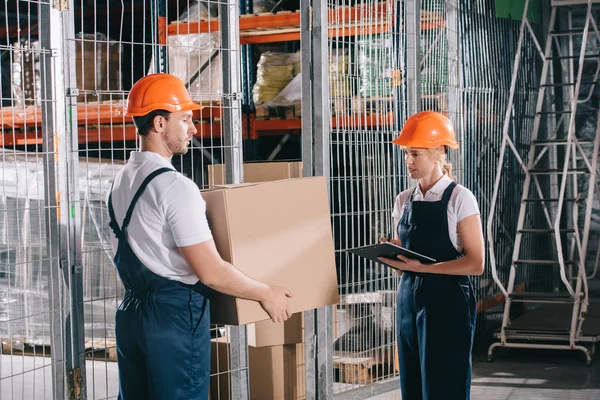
0, 1, 66, 399
2, 0, 246, 398
327, 0, 404, 395
72, 1, 247, 399
454, 1, 547, 330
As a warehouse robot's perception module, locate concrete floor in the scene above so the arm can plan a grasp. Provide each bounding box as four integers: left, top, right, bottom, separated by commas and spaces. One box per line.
2, 348, 599, 399
2, 279, 600, 399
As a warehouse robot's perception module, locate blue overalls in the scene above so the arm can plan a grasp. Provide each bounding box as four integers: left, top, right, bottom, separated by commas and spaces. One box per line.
108, 168, 211, 400
396, 181, 477, 400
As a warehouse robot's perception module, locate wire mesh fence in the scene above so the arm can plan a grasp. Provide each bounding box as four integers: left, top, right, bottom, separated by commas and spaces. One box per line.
326, 0, 404, 395
2, 0, 587, 399
0, 0, 68, 398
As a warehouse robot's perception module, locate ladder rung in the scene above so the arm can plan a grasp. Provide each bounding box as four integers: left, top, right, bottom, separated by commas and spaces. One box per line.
537, 110, 597, 115
549, 29, 591, 36
552, 0, 600, 7
509, 292, 576, 303
519, 228, 576, 234
523, 197, 584, 202
546, 53, 600, 60
541, 81, 597, 87
514, 260, 578, 265
529, 168, 589, 175
533, 139, 594, 145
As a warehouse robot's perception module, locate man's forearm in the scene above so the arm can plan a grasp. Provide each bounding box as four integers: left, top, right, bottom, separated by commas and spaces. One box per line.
203, 260, 270, 302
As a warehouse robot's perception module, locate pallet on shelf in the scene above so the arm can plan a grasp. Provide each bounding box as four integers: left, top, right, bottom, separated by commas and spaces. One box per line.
351, 96, 395, 115
333, 347, 396, 384
1, 337, 117, 362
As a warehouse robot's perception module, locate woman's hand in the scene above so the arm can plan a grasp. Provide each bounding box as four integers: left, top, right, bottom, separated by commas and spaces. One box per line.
378, 236, 404, 275
378, 255, 425, 274
379, 236, 402, 246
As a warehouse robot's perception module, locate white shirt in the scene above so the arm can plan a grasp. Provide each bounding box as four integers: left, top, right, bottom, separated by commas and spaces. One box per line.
392, 175, 480, 253
108, 151, 213, 284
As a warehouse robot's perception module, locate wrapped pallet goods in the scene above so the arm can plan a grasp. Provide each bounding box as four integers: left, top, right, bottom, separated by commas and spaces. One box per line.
355, 35, 394, 99
253, 0, 299, 13
252, 52, 295, 104
421, 28, 448, 96
330, 48, 351, 116
168, 2, 222, 104
330, 48, 351, 98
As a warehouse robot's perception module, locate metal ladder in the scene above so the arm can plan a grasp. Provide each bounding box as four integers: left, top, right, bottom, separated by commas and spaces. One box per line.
487, 0, 600, 365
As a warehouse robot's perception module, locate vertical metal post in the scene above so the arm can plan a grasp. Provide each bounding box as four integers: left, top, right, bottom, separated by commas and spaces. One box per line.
446, 0, 464, 182
301, 3, 317, 400
39, 3, 66, 397
312, 1, 333, 399
221, 1, 248, 399
40, 0, 86, 398
406, 0, 421, 116
222, 0, 244, 186
312, 0, 330, 182
301, 2, 313, 178
154, 0, 168, 73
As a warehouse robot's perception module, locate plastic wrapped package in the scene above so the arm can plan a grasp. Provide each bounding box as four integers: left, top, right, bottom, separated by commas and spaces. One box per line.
168, 3, 223, 103
0, 150, 124, 344
329, 48, 351, 99
253, 0, 278, 13
179, 0, 218, 20
355, 35, 394, 98
263, 73, 302, 107
289, 51, 301, 76
11, 40, 41, 107
252, 52, 296, 104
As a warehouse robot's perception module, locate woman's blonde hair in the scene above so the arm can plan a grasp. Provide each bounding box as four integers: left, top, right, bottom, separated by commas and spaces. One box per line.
426, 146, 456, 180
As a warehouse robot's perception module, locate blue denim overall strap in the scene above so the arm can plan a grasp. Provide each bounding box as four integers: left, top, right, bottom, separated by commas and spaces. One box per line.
108, 167, 210, 400
396, 181, 477, 400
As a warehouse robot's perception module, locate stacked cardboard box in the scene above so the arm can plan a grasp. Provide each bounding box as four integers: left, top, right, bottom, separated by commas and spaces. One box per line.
207, 161, 302, 187
211, 337, 306, 400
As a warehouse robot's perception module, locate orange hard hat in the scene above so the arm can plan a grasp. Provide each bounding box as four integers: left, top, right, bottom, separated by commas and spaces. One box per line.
125, 73, 203, 117
392, 111, 459, 149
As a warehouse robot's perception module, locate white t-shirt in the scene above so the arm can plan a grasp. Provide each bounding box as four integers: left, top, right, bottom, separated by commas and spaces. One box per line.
108, 151, 213, 284
392, 174, 480, 253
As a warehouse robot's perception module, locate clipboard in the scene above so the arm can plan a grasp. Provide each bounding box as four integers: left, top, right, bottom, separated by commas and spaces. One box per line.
347, 242, 437, 269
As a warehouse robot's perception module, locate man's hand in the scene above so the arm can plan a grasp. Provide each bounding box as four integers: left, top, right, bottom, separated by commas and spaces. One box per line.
260, 285, 293, 323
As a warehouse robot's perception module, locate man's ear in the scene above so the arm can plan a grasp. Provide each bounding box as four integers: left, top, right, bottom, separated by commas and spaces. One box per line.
152, 115, 166, 133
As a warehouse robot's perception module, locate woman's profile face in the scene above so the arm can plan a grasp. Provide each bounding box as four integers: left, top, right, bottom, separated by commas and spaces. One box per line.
403, 147, 438, 179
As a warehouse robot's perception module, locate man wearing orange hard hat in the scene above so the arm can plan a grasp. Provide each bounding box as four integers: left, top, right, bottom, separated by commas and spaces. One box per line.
107, 74, 292, 400
380, 111, 485, 400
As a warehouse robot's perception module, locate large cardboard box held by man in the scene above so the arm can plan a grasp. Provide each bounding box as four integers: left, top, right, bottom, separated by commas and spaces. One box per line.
201, 176, 339, 326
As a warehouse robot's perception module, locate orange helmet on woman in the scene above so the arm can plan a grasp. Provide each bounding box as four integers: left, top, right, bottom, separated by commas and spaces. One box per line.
392, 111, 459, 149
125, 73, 203, 117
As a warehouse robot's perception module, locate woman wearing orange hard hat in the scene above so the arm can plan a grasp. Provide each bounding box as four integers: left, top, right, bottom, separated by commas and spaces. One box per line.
380, 111, 485, 400
108, 74, 292, 400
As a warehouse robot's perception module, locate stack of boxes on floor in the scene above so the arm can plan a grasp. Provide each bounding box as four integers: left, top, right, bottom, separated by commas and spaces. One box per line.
205, 161, 338, 399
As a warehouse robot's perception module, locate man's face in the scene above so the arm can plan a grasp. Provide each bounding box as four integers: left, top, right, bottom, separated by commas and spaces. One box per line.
161, 110, 197, 156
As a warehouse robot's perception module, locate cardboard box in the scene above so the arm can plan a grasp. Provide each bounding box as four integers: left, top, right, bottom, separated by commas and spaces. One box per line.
208, 161, 302, 186
209, 161, 305, 345
211, 338, 306, 400
202, 177, 339, 326
248, 312, 303, 348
